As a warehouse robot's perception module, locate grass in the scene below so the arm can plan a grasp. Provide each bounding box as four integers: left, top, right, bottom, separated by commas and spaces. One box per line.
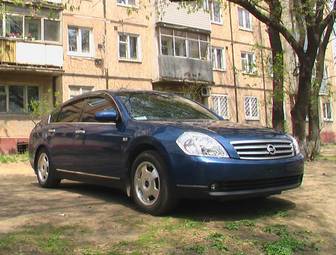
0, 152, 29, 164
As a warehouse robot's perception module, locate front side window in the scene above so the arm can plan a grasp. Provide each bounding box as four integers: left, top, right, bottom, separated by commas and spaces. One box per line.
209, 0, 222, 23
24, 17, 41, 40
238, 7, 252, 30
212, 47, 225, 70
244, 96, 259, 120
58, 100, 85, 122
81, 97, 116, 122
211, 95, 229, 119
6, 15, 23, 38
241, 52, 256, 74
68, 26, 93, 56
323, 101, 333, 121
118, 92, 219, 120
118, 33, 140, 61
69, 85, 94, 99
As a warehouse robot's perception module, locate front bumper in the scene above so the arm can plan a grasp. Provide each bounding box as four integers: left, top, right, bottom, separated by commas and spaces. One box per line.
169, 153, 304, 199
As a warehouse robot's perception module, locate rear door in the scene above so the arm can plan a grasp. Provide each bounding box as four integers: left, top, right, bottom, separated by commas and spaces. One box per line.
47, 99, 85, 171
73, 96, 125, 178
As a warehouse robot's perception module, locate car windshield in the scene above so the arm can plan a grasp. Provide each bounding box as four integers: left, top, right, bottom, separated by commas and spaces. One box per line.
117, 92, 219, 121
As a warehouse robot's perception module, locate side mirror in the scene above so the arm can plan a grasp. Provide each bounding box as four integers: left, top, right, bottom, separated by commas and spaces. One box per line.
95, 109, 119, 122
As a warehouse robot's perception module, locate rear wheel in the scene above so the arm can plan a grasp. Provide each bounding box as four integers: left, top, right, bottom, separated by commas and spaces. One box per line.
35, 149, 61, 188
131, 151, 176, 215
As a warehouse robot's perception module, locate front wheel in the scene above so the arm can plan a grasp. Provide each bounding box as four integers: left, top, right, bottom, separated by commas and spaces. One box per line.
35, 149, 61, 188
131, 151, 177, 215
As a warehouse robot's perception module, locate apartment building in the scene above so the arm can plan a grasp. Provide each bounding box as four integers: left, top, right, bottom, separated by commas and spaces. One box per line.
0, 0, 335, 153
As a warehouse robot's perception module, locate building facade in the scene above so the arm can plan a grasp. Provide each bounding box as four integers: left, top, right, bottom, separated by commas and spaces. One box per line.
0, 0, 335, 153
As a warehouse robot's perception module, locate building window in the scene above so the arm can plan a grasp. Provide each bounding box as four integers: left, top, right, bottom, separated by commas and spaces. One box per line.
0, 85, 39, 113
118, 33, 141, 61
68, 27, 94, 57
209, 0, 222, 24
211, 95, 229, 119
323, 101, 333, 121
6, 15, 23, 38
244, 96, 259, 120
117, 0, 135, 6
241, 52, 256, 74
319, 65, 329, 95
238, 7, 252, 30
159, 27, 209, 60
1, 14, 60, 42
69, 86, 94, 99
212, 47, 225, 70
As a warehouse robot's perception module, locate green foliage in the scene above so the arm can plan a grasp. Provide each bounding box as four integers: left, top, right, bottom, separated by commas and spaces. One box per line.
184, 244, 206, 254
207, 232, 228, 252
0, 152, 29, 164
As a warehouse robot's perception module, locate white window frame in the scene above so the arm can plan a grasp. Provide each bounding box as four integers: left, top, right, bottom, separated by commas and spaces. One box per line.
208, 0, 222, 24
212, 47, 226, 71
244, 96, 259, 120
0, 13, 60, 42
118, 33, 141, 62
241, 51, 256, 74
159, 27, 209, 61
68, 26, 95, 58
322, 100, 333, 122
238, 7, 252, 31
116, 0, 137, 8
69, 85, 94, 99
0, 85, 40, 113
211, 94, 229, 119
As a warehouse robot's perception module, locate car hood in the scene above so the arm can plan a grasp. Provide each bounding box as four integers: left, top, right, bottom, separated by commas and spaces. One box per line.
143, 119, 286, 139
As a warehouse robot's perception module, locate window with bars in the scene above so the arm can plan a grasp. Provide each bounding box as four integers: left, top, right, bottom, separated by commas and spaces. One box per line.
211, 95, 229, 119
244, 96, 259, 120
0, 85, 39, 113
69, 85, 94, 99
238, 7, 252, 30
118, 33, 141, 61
211, 47, 226, 70
241, 51, 256, 74
322, 101, 333, 121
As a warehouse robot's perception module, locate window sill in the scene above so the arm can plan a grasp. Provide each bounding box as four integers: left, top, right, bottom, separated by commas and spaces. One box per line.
213, 68, 226, 72
0, 36, 62, 46
211, 21, 223, 25
118, 58, 142, 63
245, 117, 260, 121
116, 3, 139, 9
242, 72, 258, 77
68, 53, 95, 60
323, 119, 333, 122
238, 27, 253, 32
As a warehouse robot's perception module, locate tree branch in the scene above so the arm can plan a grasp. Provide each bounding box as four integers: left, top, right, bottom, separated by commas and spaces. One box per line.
320, 0, 336, 32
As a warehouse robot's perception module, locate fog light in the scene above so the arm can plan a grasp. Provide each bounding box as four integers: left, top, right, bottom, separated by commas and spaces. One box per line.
210, 183, 218, 191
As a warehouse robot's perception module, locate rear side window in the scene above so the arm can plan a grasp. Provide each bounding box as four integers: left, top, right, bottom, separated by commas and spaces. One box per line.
81, 97, 116, 122
49, 109, 60, 123
57, 100, 85, 122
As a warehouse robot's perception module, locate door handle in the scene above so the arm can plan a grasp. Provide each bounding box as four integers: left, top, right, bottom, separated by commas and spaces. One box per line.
48, 128, 56, 134
75, 129, 86, 134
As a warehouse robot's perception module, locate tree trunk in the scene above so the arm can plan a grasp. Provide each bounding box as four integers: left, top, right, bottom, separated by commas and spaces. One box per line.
291, 59, 314, 156
268, 27, 285, 131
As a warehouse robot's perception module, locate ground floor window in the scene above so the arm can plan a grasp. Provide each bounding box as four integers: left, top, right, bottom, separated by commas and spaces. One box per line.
322, 101, 333, 121
211, 94, 229, 119
0, 85, 39, 113
244, 96, 259, 120
69, 85, 94, 99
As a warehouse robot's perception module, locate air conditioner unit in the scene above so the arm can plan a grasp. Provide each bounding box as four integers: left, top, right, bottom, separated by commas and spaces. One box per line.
201, 86, 211, 97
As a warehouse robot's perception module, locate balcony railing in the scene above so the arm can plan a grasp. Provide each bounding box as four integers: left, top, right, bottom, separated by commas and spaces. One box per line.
158, 55, 213, 83
0, 39, 63, 68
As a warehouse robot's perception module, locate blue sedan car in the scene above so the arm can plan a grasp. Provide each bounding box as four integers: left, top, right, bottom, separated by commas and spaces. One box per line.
29, 90, 304, 215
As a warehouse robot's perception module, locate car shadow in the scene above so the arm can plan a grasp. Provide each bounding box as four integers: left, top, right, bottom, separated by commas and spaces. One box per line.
54, 181, 296, 221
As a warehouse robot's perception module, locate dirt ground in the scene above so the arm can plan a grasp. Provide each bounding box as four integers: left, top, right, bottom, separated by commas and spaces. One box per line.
0, 148, 335, 254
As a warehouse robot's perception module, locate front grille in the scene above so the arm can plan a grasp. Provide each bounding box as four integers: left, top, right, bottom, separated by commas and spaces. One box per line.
231, 139, 294, 160
217, 175, 302, 192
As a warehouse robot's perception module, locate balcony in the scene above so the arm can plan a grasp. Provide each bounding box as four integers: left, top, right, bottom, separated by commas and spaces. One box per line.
157, 1, 211, 32
158, 55, 213, 83
0, 39, 63, 72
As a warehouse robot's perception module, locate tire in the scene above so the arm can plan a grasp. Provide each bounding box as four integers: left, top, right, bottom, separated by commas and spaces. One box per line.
35, 148, 61, 188
131, 150, 177, 215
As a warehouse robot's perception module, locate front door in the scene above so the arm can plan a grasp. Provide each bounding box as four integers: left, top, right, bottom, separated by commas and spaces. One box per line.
73, 96, 125, 179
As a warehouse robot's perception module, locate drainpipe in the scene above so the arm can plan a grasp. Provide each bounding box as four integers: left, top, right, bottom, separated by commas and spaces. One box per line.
52, 76, 57, 107
228, 2, 239, 123
103, 0, 109, 89
258, 21, 269, 126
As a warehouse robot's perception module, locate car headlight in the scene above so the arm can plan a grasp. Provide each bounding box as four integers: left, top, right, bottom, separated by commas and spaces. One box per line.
289, 135, 300, 155
176, 132, 229, 158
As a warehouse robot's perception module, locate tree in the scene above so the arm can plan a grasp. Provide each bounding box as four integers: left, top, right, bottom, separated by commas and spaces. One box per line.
221, 0, 336, 156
